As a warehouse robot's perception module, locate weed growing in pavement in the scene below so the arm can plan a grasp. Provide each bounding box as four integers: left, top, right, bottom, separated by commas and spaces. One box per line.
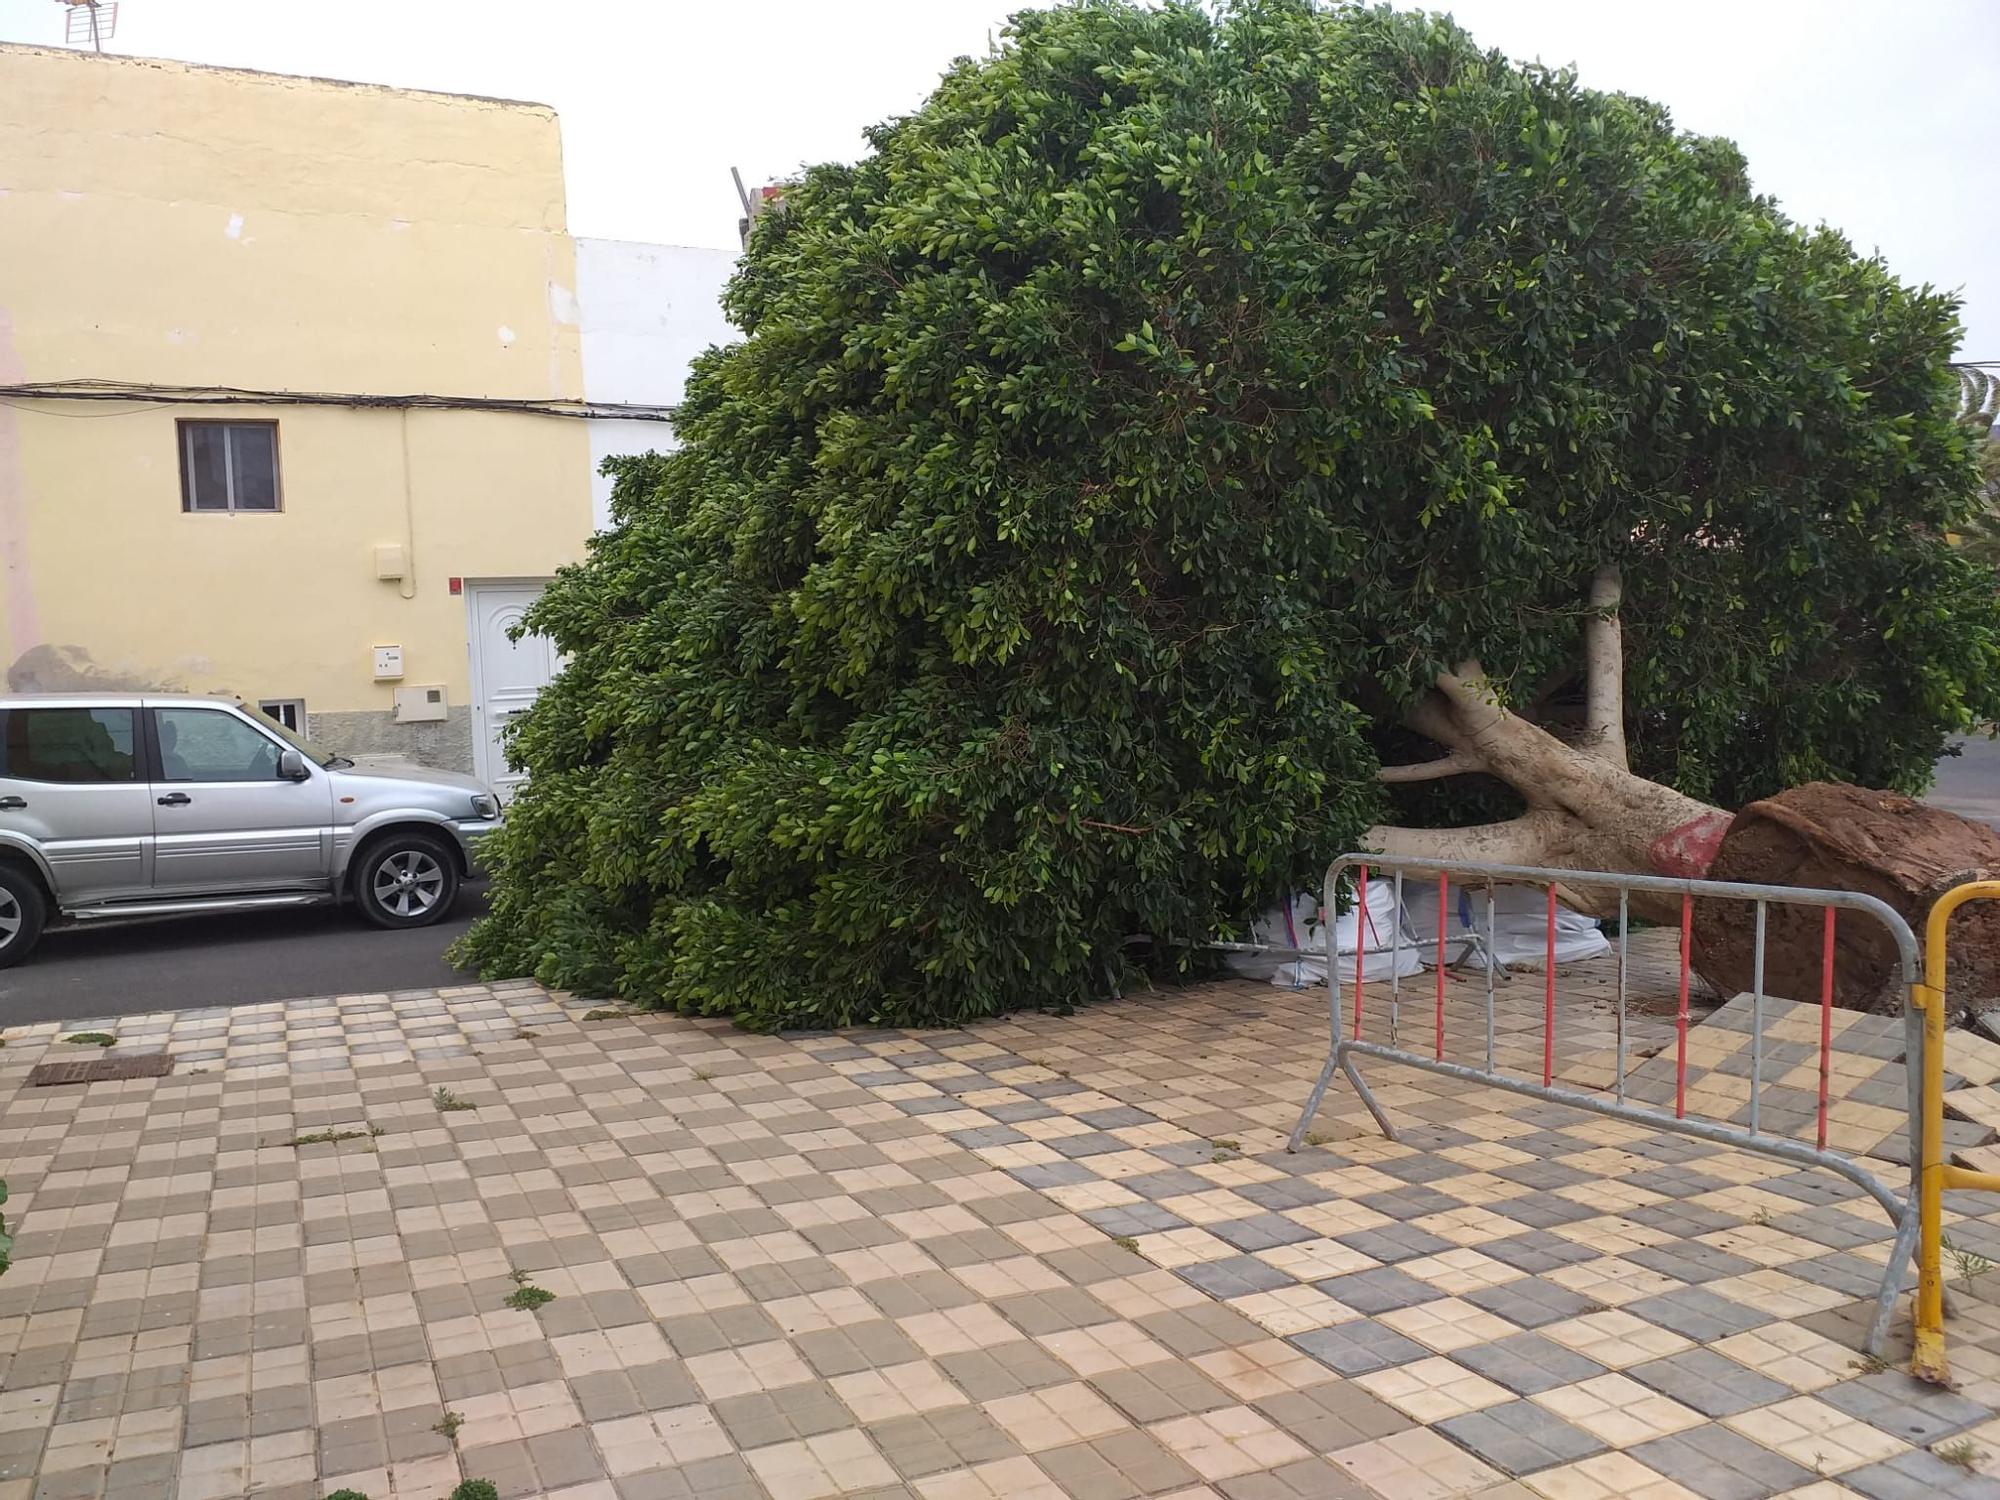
1303, 1131, 1332, 1148
433, 1411, 464, 1442
1937, 1439, 1984, 1470
583, 1008, 622, 1022
448, 1483, 498, 1500
288, 1127, 374, 1149
1110, 1235, 1140, 1254
63, 1033, 114, 1047
504, 1285, 555, 1313
433, 1087, 475, 1113
323, 1490, 371, 1500
1944, 1234, 1996, 1293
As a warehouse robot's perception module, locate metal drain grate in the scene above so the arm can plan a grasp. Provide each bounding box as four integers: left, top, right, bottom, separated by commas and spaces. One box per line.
28, 1054, 173, 1087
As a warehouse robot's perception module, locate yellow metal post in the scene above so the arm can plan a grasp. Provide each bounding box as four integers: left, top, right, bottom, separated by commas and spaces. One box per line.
1915, 880, 2000, 1384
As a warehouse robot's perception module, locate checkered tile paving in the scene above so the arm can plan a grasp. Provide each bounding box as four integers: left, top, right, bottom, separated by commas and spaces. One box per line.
1, 958, 1999, 1499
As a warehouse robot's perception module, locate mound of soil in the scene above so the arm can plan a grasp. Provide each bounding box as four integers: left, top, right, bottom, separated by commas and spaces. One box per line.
1692, 781, 2000, 1016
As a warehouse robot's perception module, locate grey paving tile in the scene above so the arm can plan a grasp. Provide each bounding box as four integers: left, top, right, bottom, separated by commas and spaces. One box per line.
1629, 1426, 1824, 1500
1288, 1322, 1429, 1377
1037, 1428, 1200, 1498
1480, 1231, 1599, 1275
1843, 1448, 2000, 1500
1495, 1193, 1601, 1229
935, 1341, 1074, 1401
1463, 1277, 1604, 1330
1453, 1332, 1609, 1396
1180, 1255, 1298, 1300
1214, 1454, 1379, 1498
1373, 1151, 1471, 1185
1090, 1362, 1237, 1423
1334, 1223, 1456, 1264
1083, 1203, 1192, 1238
1795, 1251, 1913, 1299
1820, 1371, 1993, 1445
1625, 1240, 1761, 1284
1624, 1348, 1792, 1418
866, 1404, 1020, 1480
1624, 1286, 1773, 1342
1312, 1266, 1438, 1315
1358, 1186, 1466, 1221
1247, 1374, 1404, 1445
1437, 1398, 1605, 1477
1208, 1213, 1318, 1253
1625, 1201, 1744, 1237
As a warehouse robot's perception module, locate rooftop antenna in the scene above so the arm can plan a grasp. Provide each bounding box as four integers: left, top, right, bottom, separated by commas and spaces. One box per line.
59, 0, 118, 53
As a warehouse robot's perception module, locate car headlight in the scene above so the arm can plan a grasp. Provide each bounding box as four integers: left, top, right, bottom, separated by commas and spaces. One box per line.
471, 793, 501, 819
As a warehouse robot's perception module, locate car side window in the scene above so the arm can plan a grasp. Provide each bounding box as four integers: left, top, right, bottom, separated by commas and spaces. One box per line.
0, 707, 138, 783
154, 708, 284, 782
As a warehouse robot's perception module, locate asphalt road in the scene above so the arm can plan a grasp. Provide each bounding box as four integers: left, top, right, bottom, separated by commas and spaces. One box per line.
1928, 733, 2000, 831
0, 882, 488, 1026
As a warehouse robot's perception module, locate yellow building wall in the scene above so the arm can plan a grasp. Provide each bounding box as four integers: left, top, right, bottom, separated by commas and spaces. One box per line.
0, 44, 591, 758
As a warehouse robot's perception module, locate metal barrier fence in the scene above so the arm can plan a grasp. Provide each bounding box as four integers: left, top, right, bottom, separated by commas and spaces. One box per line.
1277, 853, 1926, 1361
1915, 881, 2000, 1384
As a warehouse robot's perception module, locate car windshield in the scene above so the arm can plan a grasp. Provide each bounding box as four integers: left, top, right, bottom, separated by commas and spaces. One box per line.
244, 705, 351, 768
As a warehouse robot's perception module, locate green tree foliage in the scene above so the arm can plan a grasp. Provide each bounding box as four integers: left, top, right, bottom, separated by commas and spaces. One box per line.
458, 0, 2000, 1027
1950, 368, 2000, 569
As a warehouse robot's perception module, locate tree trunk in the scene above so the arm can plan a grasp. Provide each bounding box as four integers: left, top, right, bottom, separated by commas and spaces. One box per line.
1368, 568, 1731, 923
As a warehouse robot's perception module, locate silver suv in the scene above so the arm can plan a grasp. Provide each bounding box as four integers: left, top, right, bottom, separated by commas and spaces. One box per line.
0, 694, 504, 968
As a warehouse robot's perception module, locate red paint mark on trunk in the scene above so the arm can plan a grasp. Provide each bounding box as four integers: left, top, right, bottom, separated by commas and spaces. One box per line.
1650, 810, 1733, 877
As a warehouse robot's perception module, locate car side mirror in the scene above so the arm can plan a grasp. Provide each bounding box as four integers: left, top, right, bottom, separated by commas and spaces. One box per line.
278, 748, 310, 781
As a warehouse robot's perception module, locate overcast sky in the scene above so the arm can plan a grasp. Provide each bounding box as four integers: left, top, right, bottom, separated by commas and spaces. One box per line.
4, 0, 1995, 358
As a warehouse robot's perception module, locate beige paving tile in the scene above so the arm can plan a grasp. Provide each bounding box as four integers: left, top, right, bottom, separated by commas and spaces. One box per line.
1378, 1297, 1519, 1354
744, 1427, 897, 1499
1521, 1451, 1702, 1499
986, 1381, 1129, 1450
1722, 1395, 1910, 1474
914, 1455, 1068, 1500
1540, 1309, 1694, 1367
1711, 1324, 1856, 1392
1354, 1356, 1513, 1423
1148, 1405, 1313, 1481
1532, 1373, 1705, 1446
1331, 1426, 1506, 1498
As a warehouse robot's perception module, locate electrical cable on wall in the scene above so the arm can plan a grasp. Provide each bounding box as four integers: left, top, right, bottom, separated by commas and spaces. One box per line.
0, 379, 678, 422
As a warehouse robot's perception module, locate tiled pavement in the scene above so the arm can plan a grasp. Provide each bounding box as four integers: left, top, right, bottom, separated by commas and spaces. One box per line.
3, 951, 2000, 1500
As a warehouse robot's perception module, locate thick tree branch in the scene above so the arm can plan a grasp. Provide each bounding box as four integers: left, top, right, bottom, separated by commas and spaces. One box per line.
1581, 564, 1628, 769
1376, 752, 1480, 783
1363, 811, 1565, 866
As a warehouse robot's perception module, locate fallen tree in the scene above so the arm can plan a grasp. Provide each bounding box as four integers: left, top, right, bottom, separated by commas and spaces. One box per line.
458, 1, 2000, 1028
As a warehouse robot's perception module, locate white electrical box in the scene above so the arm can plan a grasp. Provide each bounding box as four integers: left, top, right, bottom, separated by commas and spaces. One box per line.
374, 544, 407, 581
393, 685, 448, 723
372, 645, 404, 680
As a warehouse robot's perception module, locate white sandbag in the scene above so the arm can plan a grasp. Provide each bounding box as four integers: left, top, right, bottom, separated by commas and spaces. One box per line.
1222, 890, 1321, 981
1225, 883, 1425, 990
1401, 881, 1610, 970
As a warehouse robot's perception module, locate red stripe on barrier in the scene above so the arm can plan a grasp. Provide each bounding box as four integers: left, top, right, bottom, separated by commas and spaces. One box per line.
1676, 892, 1692, 1119
1818, 906, 1836, 1150
1543, 885, 1556, 1087
1436, 872, 1448, 1061
1353, 864, 1367, 1042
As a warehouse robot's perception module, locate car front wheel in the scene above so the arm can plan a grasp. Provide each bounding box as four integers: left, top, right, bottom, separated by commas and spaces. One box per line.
354, 834, 460, 929
0, 864, 47, 969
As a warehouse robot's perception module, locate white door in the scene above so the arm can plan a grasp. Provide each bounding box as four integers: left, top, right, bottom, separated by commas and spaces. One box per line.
468, 584, 558, 801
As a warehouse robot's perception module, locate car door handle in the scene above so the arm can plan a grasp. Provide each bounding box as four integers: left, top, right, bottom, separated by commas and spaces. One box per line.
157, 792, 192, 807
0, 796, 24, 811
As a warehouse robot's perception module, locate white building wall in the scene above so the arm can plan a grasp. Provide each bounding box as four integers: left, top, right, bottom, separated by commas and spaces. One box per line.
574, 237, 738, 530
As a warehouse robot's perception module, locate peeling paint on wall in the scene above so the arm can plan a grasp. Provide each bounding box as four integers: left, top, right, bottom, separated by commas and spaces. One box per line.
6, 645, 230, 695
